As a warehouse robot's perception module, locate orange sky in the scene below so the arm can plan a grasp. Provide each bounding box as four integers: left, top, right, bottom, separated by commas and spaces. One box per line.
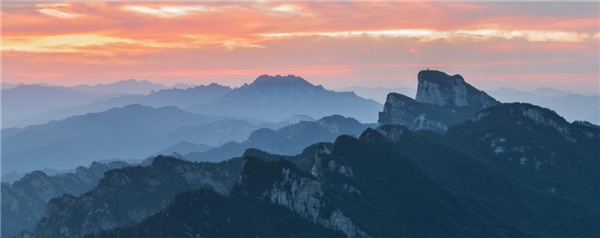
2, 2, 599, 92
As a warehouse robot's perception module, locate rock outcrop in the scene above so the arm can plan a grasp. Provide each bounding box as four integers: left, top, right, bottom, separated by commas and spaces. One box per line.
379, 69, 500, 132
415, 70, 499, 109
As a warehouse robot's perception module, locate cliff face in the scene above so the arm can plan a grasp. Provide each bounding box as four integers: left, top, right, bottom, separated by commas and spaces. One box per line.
232, 156, 370, 238
379, 70, 500, 132
415, 70, 499, 109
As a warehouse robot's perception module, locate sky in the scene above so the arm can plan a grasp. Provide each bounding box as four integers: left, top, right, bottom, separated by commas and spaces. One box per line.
2, 1, 599, 93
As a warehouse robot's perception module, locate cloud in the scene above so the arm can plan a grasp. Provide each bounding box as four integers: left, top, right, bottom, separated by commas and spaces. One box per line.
38, 9, 79, 18
122, 5, 215, 18
2, 2, 598, 92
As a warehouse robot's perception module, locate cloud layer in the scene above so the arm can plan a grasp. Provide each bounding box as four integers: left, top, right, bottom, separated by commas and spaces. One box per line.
2, 2, 599, 92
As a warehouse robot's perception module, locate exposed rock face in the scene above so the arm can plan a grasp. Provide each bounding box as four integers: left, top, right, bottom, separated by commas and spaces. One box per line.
379, 70, 500, 132
29, 156, 242, 238
378, 93, 460, 133
1, 161, 129, 238
234, 157, 369, 238
415, 70, 499, 109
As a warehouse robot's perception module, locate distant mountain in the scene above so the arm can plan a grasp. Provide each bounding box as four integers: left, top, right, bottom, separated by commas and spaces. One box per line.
379, 69, 500, 132
487, 87, 600, 124
257, 114, 316, 130
531, 87, 573, 97
135, 83, 232, 108
169, 83, 197, 89
334, 86, 416, 104
71, 79, 167, 95
1, 104, 220, 174
185, 115, 372, 162
7, 84, 232, 128
1, 161, 129, 238
153, 141, 212, 157
1, 85, 102, 123
1, 82, 21, 90
187, 75, 382, 123
165, 119, 259, 146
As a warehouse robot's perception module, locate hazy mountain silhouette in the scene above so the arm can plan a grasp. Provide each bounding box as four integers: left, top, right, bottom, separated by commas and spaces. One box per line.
334, 86, 416, 104
164, 119, 259, 146
6, 84, 232, 128
71, 79, 167, 95
1, 104, 222, 174
488, 87, 600, 124
153, 141, 212, 157
185, 115, 372, 162
1, 85, 103, 123
187, 75, 382, 123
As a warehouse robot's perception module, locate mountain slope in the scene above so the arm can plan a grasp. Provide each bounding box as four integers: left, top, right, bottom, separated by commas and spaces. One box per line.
1, 161, 129, 238
187, 75, 382, 123
30, 156, 243, 238
86, 188, 344, 238
446, 103, 600, 206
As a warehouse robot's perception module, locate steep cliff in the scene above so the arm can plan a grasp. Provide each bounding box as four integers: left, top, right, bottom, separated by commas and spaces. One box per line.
415, 70, 499, 109
379, 69, 500, 132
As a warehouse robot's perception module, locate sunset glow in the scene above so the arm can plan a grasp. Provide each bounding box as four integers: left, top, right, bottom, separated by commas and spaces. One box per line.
2, 2, 599, 92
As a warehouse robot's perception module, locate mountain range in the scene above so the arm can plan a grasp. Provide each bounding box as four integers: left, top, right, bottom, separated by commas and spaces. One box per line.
20, 100, 599, 237
3, 70, 599, 238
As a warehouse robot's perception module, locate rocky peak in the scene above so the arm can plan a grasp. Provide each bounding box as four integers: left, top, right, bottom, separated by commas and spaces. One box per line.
415, 69, 499, 109
250, 74, 315, 88
378, 70, 500, 133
